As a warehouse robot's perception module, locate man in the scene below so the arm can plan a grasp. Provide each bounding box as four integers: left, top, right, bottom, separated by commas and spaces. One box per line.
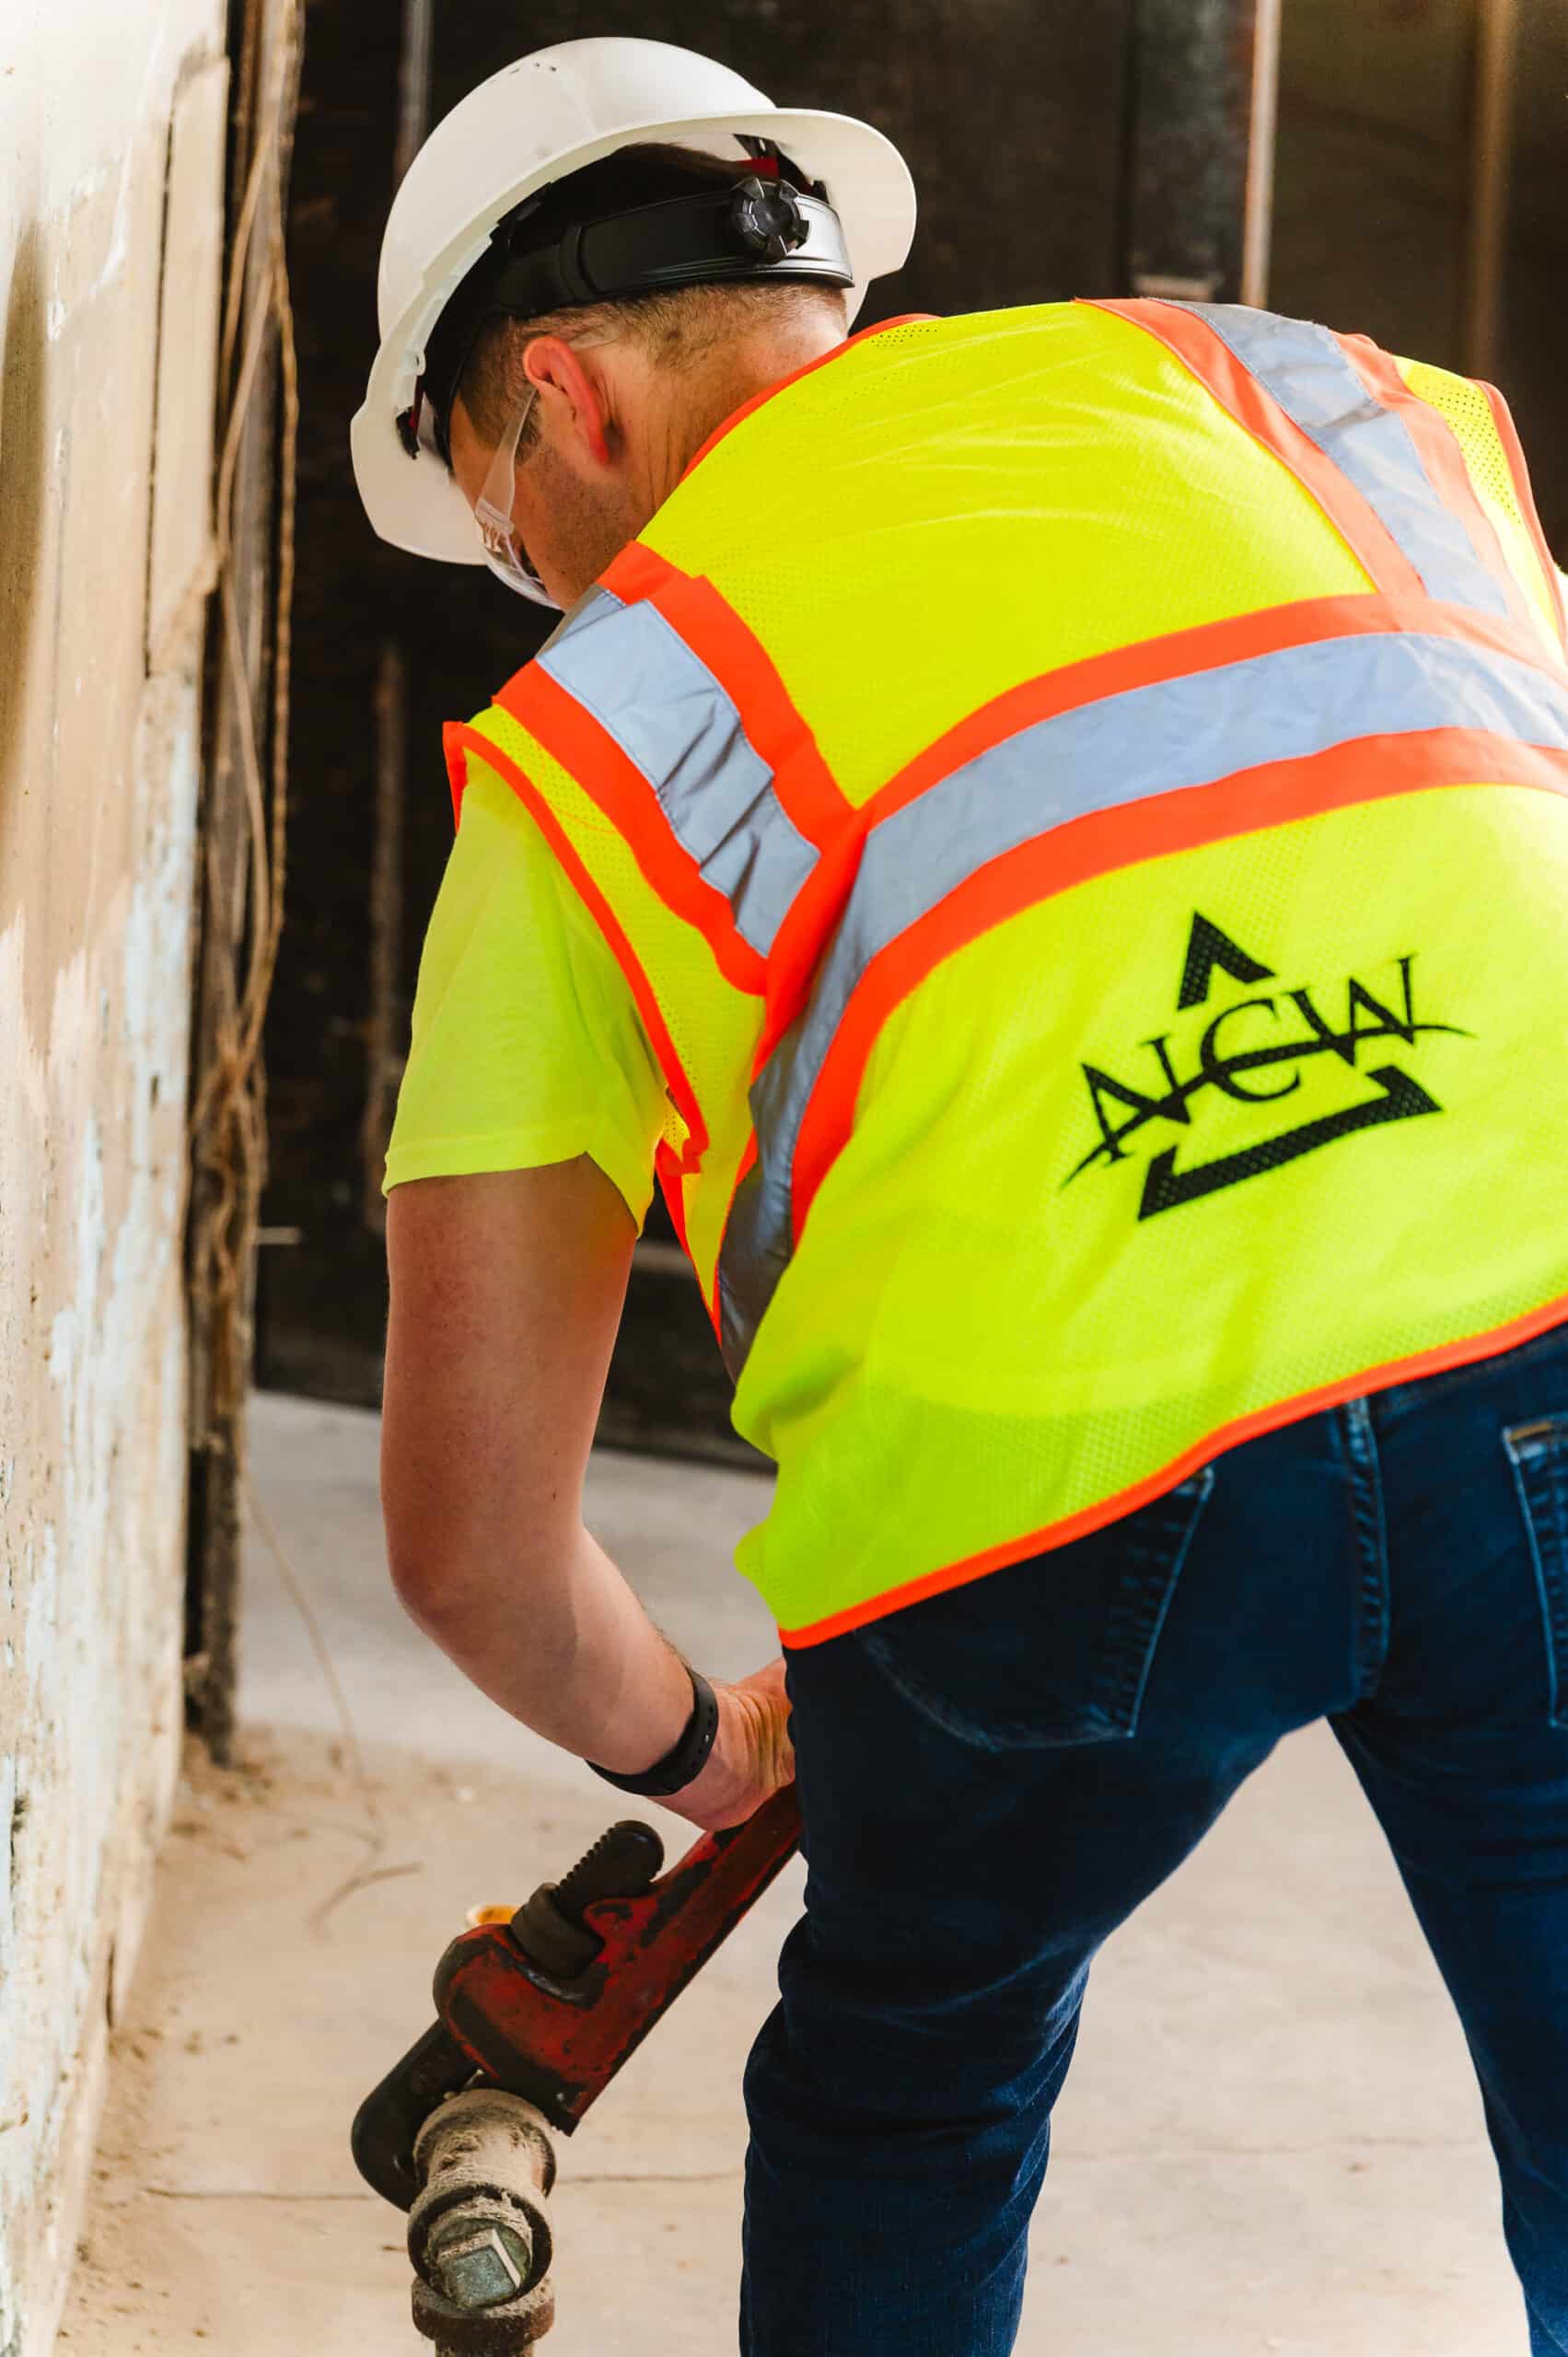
352, 35, 1568, 2354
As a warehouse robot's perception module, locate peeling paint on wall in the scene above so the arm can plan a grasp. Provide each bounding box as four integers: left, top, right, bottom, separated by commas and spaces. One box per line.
0, 4, 227, 2349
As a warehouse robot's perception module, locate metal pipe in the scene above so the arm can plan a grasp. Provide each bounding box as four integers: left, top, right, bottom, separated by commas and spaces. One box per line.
395, 0, 435, 185
1240, 0, 1282, 308
1123, 0, 1279, 307
1463, 0, 1520, 378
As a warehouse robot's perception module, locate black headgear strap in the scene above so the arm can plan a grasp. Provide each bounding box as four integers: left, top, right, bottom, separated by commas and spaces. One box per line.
404, 161, 852, 464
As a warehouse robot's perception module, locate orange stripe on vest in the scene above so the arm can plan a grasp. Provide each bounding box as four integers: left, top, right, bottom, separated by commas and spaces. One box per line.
779, 1283, 1568, 1648
1086, 296, 1428, 599
1336, 331, 1539, 639
790, 726, 1568, 1253
499, 665, 767, 997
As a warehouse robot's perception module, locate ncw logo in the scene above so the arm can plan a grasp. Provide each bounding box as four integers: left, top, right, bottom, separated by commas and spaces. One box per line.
1064, 913, 1468, 1222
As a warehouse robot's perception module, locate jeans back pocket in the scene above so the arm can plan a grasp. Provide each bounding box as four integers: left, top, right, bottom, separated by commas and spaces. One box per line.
856, 1467, 1215, 1751
1504, 1415, 1568, 1731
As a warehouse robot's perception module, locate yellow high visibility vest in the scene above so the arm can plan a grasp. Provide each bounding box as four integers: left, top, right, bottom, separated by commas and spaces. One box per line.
445, 301, 1568, 1644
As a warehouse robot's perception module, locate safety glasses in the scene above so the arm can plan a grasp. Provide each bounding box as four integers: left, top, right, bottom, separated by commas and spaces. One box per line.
473, 384, 557, 605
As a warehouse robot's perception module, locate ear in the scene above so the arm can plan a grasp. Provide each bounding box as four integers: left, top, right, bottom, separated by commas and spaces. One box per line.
521, 334, 614, 469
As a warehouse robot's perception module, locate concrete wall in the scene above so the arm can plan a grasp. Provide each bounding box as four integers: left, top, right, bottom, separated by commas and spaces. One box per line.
0, 5, 228, 2349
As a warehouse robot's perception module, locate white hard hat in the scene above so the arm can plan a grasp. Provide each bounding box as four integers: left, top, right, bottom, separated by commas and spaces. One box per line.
351, 36, 917, 567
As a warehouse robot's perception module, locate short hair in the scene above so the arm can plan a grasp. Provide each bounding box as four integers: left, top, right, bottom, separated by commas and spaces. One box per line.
454, 143, 850, 457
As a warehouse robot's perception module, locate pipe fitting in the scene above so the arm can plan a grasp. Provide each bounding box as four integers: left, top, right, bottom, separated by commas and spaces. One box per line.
408, 2088, 558, 2351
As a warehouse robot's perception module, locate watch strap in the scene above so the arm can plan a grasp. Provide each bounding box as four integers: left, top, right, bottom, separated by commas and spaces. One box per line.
587, 1666, 720, 1799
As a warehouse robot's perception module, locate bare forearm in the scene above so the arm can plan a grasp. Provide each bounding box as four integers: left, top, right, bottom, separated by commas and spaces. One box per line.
396, 1520, 693, 1772
379, 1166, 794, 1826
395, 1522, 794, 1828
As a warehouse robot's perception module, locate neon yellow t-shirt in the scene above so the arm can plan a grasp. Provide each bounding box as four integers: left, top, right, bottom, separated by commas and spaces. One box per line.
384, 760, 672, 1224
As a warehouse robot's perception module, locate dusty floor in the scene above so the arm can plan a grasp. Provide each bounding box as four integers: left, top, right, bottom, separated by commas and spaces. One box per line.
60, 1392, 1526, 2353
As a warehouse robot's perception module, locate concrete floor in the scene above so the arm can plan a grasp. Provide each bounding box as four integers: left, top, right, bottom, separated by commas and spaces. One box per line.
60, 1391, 1527, 2353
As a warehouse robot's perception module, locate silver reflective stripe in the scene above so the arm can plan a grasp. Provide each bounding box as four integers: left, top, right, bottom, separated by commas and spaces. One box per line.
534, 579, 621, 659
717, 626, 1568, 1376
537, 590, 817, 958
1168, 303, 1508, 620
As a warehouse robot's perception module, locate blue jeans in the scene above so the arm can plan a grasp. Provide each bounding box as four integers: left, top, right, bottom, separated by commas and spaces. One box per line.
740, 1322, 1568, 2354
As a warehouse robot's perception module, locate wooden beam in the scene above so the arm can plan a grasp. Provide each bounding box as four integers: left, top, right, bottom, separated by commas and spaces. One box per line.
185, 0, 303, 1760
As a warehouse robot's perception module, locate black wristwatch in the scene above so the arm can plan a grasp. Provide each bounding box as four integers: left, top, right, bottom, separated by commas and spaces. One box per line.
587, 1666, 720, 1799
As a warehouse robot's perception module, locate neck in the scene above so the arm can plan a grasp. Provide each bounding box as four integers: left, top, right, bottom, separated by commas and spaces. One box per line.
641, 319, 850, 510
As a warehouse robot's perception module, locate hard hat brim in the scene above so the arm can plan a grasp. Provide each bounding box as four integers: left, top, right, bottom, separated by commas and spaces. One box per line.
350, 105, 917, 567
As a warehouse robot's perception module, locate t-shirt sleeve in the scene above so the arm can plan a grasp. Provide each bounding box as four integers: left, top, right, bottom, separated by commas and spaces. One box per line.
383, 757, 677, 1226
